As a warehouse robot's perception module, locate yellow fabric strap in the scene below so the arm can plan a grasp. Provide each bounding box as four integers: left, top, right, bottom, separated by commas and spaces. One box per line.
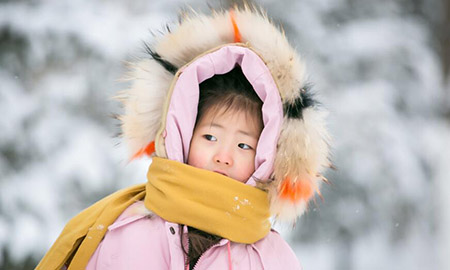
145, 157, 271, 244
36, 157, 270, 269
36, 184, 146, 270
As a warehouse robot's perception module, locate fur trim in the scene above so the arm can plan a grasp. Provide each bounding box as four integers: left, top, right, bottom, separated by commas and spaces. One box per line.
270, 108, 331, 221
117, 6, 331, 222
155, 8, 305, 103
116, 59, 174, 156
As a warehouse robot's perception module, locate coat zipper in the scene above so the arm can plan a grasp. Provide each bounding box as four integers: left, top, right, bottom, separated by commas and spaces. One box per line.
191, 244, 216, 270
191, 239, 228, 270
184, 226, 190, 270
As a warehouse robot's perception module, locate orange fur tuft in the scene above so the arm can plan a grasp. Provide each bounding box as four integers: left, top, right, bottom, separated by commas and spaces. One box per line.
279, 177, 314, 203
130, 141, 155, 161
229, 9, 242, 43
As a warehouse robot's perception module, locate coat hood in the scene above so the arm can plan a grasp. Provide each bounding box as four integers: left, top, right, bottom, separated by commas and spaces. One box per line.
116, 6, 331, 222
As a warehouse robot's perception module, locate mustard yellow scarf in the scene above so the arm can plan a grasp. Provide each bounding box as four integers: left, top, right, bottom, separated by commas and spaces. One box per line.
37, 157, 270, 270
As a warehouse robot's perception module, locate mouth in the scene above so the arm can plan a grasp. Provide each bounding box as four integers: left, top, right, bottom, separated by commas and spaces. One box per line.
213, 170, 228, 177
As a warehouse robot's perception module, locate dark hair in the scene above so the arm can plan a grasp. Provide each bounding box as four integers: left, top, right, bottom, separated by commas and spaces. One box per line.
195, 65, 263, 129
181, 65, 263, 269
180, 225, 222, 269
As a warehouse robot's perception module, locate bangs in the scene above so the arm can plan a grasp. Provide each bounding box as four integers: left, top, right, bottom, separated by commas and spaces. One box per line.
195, 65, 263, 130
198, 93, 263, 131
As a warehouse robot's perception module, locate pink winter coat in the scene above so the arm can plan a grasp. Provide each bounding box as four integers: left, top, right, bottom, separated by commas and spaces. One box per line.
83, 42, 306, 270
86, 201, 302, 270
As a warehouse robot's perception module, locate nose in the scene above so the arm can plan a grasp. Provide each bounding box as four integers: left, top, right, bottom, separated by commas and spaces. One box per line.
213, 151, 233, 166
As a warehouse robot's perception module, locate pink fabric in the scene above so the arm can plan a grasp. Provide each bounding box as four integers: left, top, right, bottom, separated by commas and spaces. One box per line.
86, 201, 302, 270
85, 46, 301, 269
164, 45, 283, 185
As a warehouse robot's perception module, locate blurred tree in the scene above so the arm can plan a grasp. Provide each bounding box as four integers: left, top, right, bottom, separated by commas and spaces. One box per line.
442, 0, 450, 118
441, 0, 450, 83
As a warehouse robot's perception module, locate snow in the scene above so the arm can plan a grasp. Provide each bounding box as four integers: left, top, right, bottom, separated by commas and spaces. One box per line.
0, 0, 449, 269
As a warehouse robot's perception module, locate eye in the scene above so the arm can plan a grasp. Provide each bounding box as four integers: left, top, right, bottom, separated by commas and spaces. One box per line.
203, 134, 217, 141
238, 143, 253, 150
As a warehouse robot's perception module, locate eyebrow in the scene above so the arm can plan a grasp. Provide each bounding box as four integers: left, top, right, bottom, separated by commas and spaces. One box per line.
204, 123, 258, 139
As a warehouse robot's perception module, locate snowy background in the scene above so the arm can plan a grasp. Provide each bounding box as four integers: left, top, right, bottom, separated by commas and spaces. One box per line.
1, 0, 449, 269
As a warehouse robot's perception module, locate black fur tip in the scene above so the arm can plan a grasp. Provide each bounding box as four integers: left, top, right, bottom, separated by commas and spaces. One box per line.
283, 85, 316, 119
143, 42, 177, 75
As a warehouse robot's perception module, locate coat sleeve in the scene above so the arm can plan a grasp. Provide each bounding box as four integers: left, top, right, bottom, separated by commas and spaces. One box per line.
252, 230, 302, 270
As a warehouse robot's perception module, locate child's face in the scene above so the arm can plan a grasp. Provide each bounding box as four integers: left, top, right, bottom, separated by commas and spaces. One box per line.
187, 107, 262, 183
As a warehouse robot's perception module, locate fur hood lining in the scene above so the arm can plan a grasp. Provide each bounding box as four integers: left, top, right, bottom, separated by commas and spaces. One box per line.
155, 44, 283, 185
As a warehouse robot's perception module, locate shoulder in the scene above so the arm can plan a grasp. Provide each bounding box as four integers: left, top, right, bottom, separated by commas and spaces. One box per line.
86, 201, 172, 269
107, 200, 167, 236
252, 229, 302, 270
112, 200, 156, 223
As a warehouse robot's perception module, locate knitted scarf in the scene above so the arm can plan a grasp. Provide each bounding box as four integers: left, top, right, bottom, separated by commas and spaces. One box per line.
36, 157, 270, 270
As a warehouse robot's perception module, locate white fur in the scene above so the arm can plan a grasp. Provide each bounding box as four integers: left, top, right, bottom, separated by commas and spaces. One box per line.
155, 8, 305, 102
270, 197, 307, 222
116, 59, 174, 157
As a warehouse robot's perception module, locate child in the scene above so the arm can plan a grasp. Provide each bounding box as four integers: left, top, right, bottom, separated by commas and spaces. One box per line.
37, 6, 331, 270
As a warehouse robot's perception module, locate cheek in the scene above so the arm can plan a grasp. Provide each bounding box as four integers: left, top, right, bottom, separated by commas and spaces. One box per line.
187, 139, 208, 169
188, 152, 204, 168
234, 154, 256, 182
